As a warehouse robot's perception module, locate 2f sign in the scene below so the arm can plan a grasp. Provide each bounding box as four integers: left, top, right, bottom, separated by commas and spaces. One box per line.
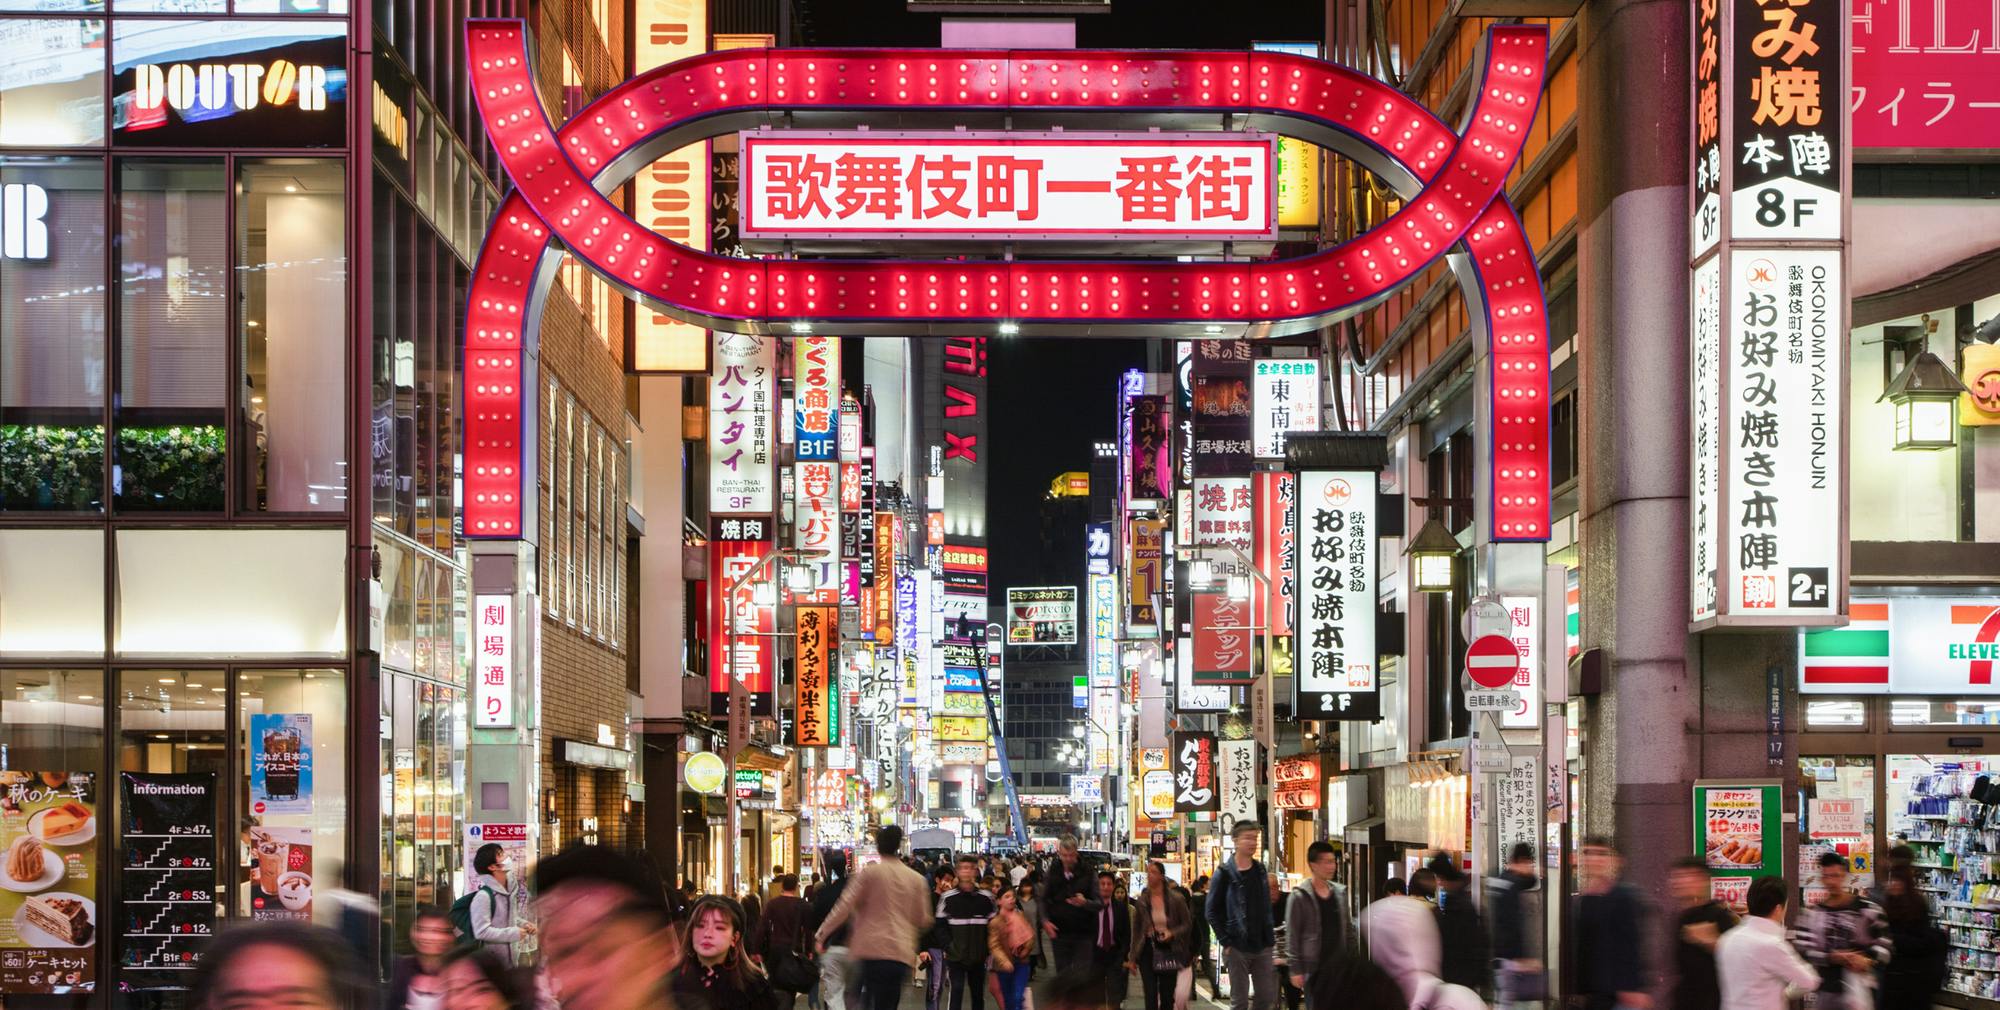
1, 184, 48, 260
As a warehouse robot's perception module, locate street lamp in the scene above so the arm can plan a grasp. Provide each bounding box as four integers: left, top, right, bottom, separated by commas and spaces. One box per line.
1881, 351, 1969, 451
1226, 574, 1252, 602
1406, 514, 1462, 594
1187, 557, 1215, 590
784, 561, 817, 594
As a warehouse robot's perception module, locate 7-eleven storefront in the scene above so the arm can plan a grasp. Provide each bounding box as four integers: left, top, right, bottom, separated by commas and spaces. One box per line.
1796, 595, 2000, 1005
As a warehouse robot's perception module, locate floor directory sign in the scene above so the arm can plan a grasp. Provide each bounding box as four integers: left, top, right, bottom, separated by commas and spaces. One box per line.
0, 772, 98, 994
119, 772, 216, 988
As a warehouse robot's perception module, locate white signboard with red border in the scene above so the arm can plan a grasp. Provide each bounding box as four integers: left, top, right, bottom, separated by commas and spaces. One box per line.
741, 131, 1278, 241
473, 594, 514, 728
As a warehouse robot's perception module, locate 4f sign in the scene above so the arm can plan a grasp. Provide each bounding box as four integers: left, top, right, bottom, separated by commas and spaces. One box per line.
1, 184, 48, 260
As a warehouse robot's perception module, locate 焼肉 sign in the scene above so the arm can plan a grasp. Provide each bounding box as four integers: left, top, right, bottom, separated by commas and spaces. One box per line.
742, 132, 1278, 242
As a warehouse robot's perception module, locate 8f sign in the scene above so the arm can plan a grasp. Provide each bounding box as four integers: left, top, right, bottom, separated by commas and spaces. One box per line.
460, 23, 1556, 546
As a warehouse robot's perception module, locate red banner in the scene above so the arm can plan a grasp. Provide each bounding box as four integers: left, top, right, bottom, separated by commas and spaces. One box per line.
1253, 471, 1297, 639
708, 530, 775, 716
1273, 755, 1321, 809
1192, 591, 1256, 684
794, 606, 837, 746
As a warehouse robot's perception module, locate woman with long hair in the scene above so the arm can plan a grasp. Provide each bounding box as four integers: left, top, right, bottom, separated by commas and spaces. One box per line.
987, 886, 1038, 1010
672, 895, 780, 1010
439, 946, 536, 1010
1127, 861, 1195, 1010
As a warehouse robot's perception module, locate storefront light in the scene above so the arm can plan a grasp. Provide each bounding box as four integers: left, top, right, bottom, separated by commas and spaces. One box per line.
1187, 558, 1215, 589
1406, 516, 1461, 594
1226, 574, 1251, 602
1880, 351, 1969, 451
784, 562, 815, 594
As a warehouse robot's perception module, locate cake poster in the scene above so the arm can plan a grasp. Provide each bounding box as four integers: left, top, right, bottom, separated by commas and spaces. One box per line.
0, 772, 98, 994
249, 713, 313, 816
246, 827, 313, 922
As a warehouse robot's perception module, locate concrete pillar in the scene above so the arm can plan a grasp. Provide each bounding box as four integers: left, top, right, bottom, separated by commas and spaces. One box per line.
635, 374, 686, 881
1574, 0, 1698, 943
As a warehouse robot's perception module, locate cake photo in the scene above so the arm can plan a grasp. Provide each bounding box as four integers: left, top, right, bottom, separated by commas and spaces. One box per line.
22, 894, 91, 946
35, 803, 90, 844
5, 835, 46, 883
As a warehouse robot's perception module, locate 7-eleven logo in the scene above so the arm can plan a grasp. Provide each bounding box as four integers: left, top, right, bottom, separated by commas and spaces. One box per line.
1948, 605, 2000, 686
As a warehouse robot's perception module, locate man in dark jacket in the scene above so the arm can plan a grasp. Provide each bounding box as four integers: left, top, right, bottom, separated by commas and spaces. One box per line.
1574, 836, 1650, 1010
1488, 842, 1543, 1009
937, 856, 997, 1010
809, 853, 861, 1010
1429, 856, 1490, 996
923, 869, 954, 1010
1191, 876, 1215, 994
1282, 841, 1351, 1010
1669, 855, 1735, 1010
1038, 836, 1102, 972
1205, 822, 1278, 1010
1089, 870, 1134, 1009
755, 875, 815, 1010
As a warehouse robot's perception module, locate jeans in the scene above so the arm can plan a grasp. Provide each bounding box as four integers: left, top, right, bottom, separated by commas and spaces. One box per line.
946, 962, 987, 1010
1223, 947, 1279, 1010
859, 960, 911, 1010
823, 946, 863, 1010
993, 962, 1031, 1010
926, 950, 947, 1010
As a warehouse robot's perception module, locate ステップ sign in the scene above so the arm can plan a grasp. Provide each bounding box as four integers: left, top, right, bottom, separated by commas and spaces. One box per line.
741, 131, 1277, 241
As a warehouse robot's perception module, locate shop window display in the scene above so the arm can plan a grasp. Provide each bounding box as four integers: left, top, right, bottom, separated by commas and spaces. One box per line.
116, 669, 225, 995
1798, 756, 1875, 900
1887, 755, 2000, 999
235, 670, 344, 922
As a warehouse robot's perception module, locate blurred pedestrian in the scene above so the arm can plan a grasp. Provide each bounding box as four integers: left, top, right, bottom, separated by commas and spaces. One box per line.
989, 885, 1039, 1010
1877, 865, 1946, 1010
925, 868, 956, 1010
811, 851, 863, 1010
1190, 876, 1214, 996
755, 874, 818, 1010
1091, 870, 1134, 1008
1793, 853, 1888, 1010
1015, 883, 1047, 978
815, 825, 937, 1010
1129, 861, 1194, 1010
1360, 868, 1440, 1006
1427, 856, 1487, 996
743, 893, 764, 948
1573, 836, 1649, 1010
672, 895, 779, 1010
440, 947, 535, 1010
1717, 877, 1819, 1010
533, 844, 682, 1010
387, 906, 455, 1010
1206, 822, 1279, 1010
1307, 953, 1407, 1010
1271, 874, 1300, 1010
939, 856, 998, 1010
189, 922, 374, 1010
1489, 843, 1543, 1010
1670, 855, 1736, 1010
1040, 837, 1102, 973
1283, 842, 1352, 1010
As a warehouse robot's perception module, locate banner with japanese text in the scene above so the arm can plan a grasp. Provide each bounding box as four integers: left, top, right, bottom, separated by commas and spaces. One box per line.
1127, 395, 1172, 504
1253, 471, 1297, 639
1192, 341, 1254, 476
794, 606, 838, 746
1218, 740, 1258, 834
708, 335, 775, 513
1171, 731, 1219, 814
709, 524, 775, 716
1192, 592, 1256, 685
1294, 470, 1378, 719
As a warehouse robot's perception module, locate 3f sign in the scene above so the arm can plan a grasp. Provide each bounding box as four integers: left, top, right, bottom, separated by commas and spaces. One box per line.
1, 184, 48, 261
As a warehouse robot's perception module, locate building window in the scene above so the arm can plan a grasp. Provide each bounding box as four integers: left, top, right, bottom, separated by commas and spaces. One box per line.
1889, 698, 2000, 727
116, 158, 227, 512
237, 159, 346, 512
1850, 302, 2000, 543
110, 21, 349, 148
0, 20, 104, 147
1, 156, 107, 512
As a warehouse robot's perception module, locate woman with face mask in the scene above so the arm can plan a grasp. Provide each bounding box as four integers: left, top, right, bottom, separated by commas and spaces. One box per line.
671, 895, 780, 1010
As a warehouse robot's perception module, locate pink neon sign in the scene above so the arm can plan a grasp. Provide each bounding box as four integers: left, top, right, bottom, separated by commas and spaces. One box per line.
461, 25, 1552, 542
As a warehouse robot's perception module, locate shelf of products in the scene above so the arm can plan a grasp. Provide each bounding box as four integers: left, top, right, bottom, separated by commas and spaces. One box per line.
1890, 756, 2000, 1002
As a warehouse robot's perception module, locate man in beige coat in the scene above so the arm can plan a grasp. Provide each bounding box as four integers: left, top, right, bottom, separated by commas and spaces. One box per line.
817, 825, 936, 1010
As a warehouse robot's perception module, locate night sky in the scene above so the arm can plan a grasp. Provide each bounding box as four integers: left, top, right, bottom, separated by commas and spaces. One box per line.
803, 0, 1327, 600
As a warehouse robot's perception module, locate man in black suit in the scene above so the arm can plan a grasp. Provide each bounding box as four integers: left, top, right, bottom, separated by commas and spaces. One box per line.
1088, 870, 1134, 1009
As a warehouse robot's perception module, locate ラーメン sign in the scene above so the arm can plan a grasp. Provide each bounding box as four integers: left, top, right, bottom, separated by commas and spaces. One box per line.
741, 131, 1278, 242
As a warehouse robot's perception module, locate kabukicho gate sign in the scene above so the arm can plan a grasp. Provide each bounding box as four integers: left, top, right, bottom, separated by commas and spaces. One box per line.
461, 23, 1554, 544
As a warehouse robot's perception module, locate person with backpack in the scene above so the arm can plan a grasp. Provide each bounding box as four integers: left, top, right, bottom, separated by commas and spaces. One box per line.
452, 843, 534, 961
754, 874, 818, 1010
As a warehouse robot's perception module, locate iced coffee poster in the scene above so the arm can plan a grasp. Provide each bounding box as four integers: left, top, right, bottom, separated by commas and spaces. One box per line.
246, 827, 312, 922
249, 713, 313, 816
0, 772, 98, 994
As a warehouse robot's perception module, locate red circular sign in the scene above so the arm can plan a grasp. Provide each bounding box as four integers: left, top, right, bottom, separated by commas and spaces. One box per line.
1465, 634, 1521, 689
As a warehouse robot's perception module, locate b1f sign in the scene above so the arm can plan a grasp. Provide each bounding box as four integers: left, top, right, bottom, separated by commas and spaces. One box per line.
472, 595, 515, 727
741, 131, 1277, 242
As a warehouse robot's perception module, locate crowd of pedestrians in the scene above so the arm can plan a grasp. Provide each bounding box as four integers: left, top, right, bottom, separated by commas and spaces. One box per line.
177, 827, 1960, 1010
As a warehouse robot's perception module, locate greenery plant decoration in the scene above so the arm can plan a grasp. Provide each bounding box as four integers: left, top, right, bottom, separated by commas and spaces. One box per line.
0, 424, 104, 511
115, 425, 225, 511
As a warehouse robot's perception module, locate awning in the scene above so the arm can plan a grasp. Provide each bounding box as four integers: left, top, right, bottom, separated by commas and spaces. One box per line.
1343, 816, 1385, 847
555, 737, 632, 771
734, 745, 789, 772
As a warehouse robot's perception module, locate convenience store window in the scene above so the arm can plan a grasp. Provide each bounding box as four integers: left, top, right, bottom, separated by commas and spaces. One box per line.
1805, 699, 1868, 729
1885, 755, 1999, 999
1798, 756, 1875, 900
1889, 699, 2000, 727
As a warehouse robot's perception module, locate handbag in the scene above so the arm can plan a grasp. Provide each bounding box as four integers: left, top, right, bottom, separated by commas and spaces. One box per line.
768, 939, 820, 992
1151, 940, 1188, 974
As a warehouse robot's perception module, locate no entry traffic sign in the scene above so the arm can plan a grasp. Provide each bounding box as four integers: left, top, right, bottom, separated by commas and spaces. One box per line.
1466, 634, 1521, 690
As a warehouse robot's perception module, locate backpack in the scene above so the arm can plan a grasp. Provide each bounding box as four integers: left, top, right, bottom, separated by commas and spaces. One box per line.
447, 885, 496, 951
